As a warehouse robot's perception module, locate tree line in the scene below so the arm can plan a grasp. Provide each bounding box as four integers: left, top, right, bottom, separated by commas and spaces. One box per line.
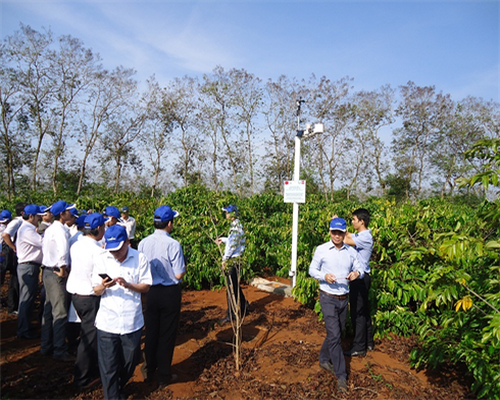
1, 24, 499, 201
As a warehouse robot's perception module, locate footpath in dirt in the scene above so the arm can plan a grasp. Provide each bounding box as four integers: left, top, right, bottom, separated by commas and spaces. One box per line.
1, 277, 473, 399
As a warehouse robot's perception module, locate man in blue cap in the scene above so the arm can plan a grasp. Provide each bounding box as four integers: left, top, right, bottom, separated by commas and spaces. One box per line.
41, 200, 76, 361
216, 204, 248, 324
67, 213, 106, 390
15, 204, 45, 339
92, 224, 152, 400
308, 217, 365, 393
139, 205, 186, 389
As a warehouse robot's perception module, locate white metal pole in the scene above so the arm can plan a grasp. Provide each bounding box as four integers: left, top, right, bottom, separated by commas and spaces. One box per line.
290, 133, 301, 288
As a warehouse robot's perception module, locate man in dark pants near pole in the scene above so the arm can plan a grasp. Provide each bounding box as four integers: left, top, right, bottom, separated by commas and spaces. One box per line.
216, 205, 247, 324
138, 205, 186, 389
309, 217, 364, 393
343, 208, 374, 357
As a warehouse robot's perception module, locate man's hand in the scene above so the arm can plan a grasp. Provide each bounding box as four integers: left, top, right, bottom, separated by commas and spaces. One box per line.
324, 273, 337, 284
102, 276, 116, 288
221, 260, 226, 271
347, 270, 360, 281
114, 277, 129, 289
54, 266, 68, 278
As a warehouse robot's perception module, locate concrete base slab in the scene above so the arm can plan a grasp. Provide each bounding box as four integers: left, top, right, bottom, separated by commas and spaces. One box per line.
249, 277, 293, 297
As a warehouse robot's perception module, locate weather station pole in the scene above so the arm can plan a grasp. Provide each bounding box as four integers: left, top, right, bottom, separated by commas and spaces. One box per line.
288, 100, 323, 288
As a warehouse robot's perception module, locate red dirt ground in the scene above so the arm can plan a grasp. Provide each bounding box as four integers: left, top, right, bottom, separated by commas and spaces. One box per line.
1, 276, 473, 399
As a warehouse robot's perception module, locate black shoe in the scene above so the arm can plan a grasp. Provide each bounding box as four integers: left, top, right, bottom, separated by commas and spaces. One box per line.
319, 361, 335, 375
53, 352, 76, 362
343, 349, 366, 357
17, 331, 40, 340
158, 374, 178, 389
337, 378, 348, 393
367, 344, 375, 351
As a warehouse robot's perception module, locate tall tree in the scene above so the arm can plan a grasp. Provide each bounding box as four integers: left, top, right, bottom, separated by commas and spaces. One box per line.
0, 45, 29, 198
392, 81, 453, 198
164, 76, 203, 188
308, 75, 354, 200
228, 68, 263, 195
6, 25, 55, 191
76, 66, 136, 195
263, 75, 304, 193
345, 85, 394, 196
48, 35, 96, 195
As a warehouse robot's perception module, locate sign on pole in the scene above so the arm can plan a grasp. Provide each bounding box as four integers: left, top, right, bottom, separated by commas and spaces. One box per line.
284, 180, 306, 203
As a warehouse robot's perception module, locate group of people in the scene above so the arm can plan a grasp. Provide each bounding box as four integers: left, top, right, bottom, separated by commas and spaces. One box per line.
1, 199, 372, 396
0, 201, 180, 399
309, 208, 374, 393
0, 200, 245, 399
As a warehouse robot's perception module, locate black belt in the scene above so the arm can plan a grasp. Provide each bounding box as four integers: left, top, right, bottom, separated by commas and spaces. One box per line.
320, 290, 348, 300
73, 293, 98, 298
20, 262, 42, 267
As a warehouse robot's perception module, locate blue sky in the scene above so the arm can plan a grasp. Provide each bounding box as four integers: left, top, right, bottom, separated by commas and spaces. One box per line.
1, 0, 499, 102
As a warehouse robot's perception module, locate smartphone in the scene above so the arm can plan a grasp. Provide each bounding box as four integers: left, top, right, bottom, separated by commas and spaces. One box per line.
98, 273, 112, 281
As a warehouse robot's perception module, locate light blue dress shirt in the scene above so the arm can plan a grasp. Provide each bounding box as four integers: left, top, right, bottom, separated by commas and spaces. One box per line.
309, 241, 364, 295
138, 230, 186, 286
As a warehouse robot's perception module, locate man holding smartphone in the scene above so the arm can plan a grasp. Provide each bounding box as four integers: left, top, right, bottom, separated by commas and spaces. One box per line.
92, 225, 152, 400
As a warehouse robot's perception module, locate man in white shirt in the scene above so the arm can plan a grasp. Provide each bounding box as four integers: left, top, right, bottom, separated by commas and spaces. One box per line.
41, 200, 76, 362
92, 225, 152, 400
138, 205, 186, 388
67, 213, 106, 389
119, 206, 137, 248
16, 204, 45, 339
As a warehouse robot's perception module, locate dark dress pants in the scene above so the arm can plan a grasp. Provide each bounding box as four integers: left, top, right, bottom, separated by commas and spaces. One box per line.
349, 273, 374, 352
225, 258, 247, 319
319, 291, 348, 380
8, 264, 19, 312
97, 328, 142, 400
144, 284, 181, 385
72, 294, 100, 387
17, 262, 40, 336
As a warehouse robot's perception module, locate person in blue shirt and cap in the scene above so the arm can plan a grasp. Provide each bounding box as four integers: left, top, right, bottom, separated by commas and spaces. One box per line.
216, 205, 248, 324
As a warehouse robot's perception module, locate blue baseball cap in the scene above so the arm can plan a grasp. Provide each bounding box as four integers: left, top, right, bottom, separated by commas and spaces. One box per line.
48, 200, 76, 216
104, 206, 122, 222
0, 210, 12, 223
222, 205, 238, 213
154, 205, 179, 222
120, 206, 129, 213
24, 204, 46, 216
75, 215, 87, 228
329, 217, 347, 232
104, 224, 128, 251
84, 212, 105, 229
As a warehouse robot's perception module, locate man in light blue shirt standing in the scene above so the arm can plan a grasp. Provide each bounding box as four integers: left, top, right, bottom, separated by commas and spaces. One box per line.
309, 217, 364, 393
343, 208, 374, 357
138, 205, 186, 389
